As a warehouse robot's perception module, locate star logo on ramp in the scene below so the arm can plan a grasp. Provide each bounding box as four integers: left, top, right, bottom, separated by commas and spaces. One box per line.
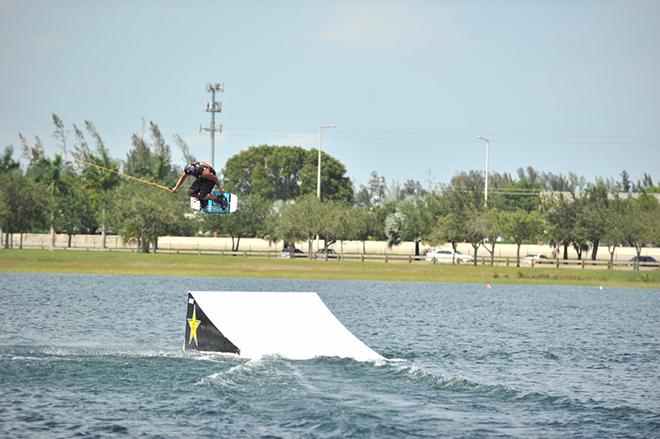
187, 305, 201, 347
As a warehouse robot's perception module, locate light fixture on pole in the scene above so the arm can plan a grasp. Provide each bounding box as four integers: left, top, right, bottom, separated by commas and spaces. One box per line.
477, 136, 490, 208
201, 82, 224, 166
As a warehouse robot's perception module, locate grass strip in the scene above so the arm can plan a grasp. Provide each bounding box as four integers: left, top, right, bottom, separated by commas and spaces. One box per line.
1, 249, 658, 288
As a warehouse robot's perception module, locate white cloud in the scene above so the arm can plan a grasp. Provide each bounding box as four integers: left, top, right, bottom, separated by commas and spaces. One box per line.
318, 2, 438, 51
32, 35, 63, 50
272, 131, 317, 147
0, 0, 12, 14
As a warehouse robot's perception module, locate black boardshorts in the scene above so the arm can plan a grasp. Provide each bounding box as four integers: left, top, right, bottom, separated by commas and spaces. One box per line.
187, 178, 215, 201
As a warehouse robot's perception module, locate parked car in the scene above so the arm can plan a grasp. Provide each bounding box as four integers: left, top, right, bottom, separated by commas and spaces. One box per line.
425, 248, 474, 264
280, 247, 305, 259
523, 253, 551, 264
628, 255, 658, 266
315, 248, 338, 260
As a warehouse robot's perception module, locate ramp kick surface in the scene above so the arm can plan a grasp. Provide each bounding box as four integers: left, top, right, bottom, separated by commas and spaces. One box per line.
185, 291, 383, 361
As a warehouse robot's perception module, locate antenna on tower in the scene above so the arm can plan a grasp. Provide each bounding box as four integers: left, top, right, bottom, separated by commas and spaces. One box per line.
200, 83, 224, 166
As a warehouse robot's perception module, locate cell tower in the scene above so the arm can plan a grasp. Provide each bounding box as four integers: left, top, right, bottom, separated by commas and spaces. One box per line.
199, 83, 223, 167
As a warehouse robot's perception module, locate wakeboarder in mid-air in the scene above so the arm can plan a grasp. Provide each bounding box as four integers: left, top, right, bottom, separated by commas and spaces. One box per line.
170, 161, 227, 210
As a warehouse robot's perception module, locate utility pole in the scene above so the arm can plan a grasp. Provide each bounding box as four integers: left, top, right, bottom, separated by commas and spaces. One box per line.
477, 136, 490, 208
199, 83, 223, 166
317, 124, 336, 200
316, 124, 336, 253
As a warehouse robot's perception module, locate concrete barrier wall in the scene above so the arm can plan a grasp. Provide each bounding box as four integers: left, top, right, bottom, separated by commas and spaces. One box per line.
3, 233, 659, 262
4, 233, 129, 249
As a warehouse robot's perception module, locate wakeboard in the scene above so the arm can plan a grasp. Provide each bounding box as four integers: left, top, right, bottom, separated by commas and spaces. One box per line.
190, 191, 238, 214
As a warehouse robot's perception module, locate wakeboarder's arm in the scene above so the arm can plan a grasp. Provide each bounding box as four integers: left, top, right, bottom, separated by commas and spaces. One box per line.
170, 172, 187, 193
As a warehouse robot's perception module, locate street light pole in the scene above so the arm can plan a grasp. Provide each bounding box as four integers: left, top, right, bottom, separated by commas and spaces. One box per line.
317, 124, 336, 200
316, 124, 335, 253
477, 136, 490, 208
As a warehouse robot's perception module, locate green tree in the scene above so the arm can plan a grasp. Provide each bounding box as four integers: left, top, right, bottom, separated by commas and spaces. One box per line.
19, 133, 44, 165
148, 122, 176, 183
0, 146, 20, 173
275, 195, 324, 257
0, 172, 48, 248
369, 201, 397, 240
173, 134, 196, 163
620, 170, 631, 193
224, 145, 304, 199
400, 179, 427, 200
543, 194, 577, 260
601, 197, 627, 269
502, 210, 545, 267
224, 145, 353, 202
348, 207, 381, 254
52, 113, 68, 156
426, 212, 467, 264
397, 194, 442, 256
53, 175, 97, 247
109, 182, 184, 253
28, 150, 71, 248
125, 134, 153, 178
359, 171, 388, 208
202, 194, 275, 252
0, 146, 19, 241
446, 171, 485, 211
73, 121, 121, 247
25, 132, 95, 248
464, 209, 487, 266
299, 148, 353, 202
384, 211, 403, 247
9, 129, 64, 246
315, 201, 352, 252
621, 195, 660, 270
569, 197, 590, 260
575, 183, 610, 260
354, 171, 387, 209
479, 208, 504, 266
333, 205, 357, 255
124, 122, 178, 184
492, 179, 542, 213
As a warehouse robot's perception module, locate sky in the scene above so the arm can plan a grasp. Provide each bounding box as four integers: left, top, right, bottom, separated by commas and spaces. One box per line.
0, 0, 658, 188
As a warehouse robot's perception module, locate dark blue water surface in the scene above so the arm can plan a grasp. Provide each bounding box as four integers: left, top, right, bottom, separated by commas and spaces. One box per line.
0, 273, 658, 438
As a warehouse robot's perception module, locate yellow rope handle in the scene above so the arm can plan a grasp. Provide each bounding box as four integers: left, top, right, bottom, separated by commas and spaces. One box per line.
76, 158, 173, 192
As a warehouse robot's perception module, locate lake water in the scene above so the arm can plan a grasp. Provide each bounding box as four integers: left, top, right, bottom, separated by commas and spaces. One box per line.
0, 273, 658, 438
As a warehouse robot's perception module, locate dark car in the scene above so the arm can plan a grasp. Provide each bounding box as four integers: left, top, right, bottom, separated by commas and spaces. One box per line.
628, 255, 658, 266
314, 248, 338, 260
280, 247, 305, 259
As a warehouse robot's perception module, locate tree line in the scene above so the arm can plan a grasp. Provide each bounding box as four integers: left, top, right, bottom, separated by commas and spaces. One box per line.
0, 115, 659, 269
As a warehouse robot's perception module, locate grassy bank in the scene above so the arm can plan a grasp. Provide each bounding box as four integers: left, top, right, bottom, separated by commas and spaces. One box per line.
1, 249, 658, 288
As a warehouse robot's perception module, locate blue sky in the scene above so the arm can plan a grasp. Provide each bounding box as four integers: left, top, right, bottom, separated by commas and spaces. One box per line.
1, 0, 658, 188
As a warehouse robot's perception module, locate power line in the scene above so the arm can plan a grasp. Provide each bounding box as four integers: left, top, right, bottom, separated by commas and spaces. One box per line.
451, 188, 542, 196
0, 121, 660, 143
1, 120, 659, 145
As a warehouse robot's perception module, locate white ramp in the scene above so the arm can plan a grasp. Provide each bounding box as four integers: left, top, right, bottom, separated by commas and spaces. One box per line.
185, 291, 383, 361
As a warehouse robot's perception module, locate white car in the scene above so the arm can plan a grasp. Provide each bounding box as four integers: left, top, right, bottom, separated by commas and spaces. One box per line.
425, 248, 474, 264
523, 253, 551, 264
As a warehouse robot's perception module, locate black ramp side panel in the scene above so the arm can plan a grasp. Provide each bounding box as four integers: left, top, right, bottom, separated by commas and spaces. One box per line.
185, 293, 240, 354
